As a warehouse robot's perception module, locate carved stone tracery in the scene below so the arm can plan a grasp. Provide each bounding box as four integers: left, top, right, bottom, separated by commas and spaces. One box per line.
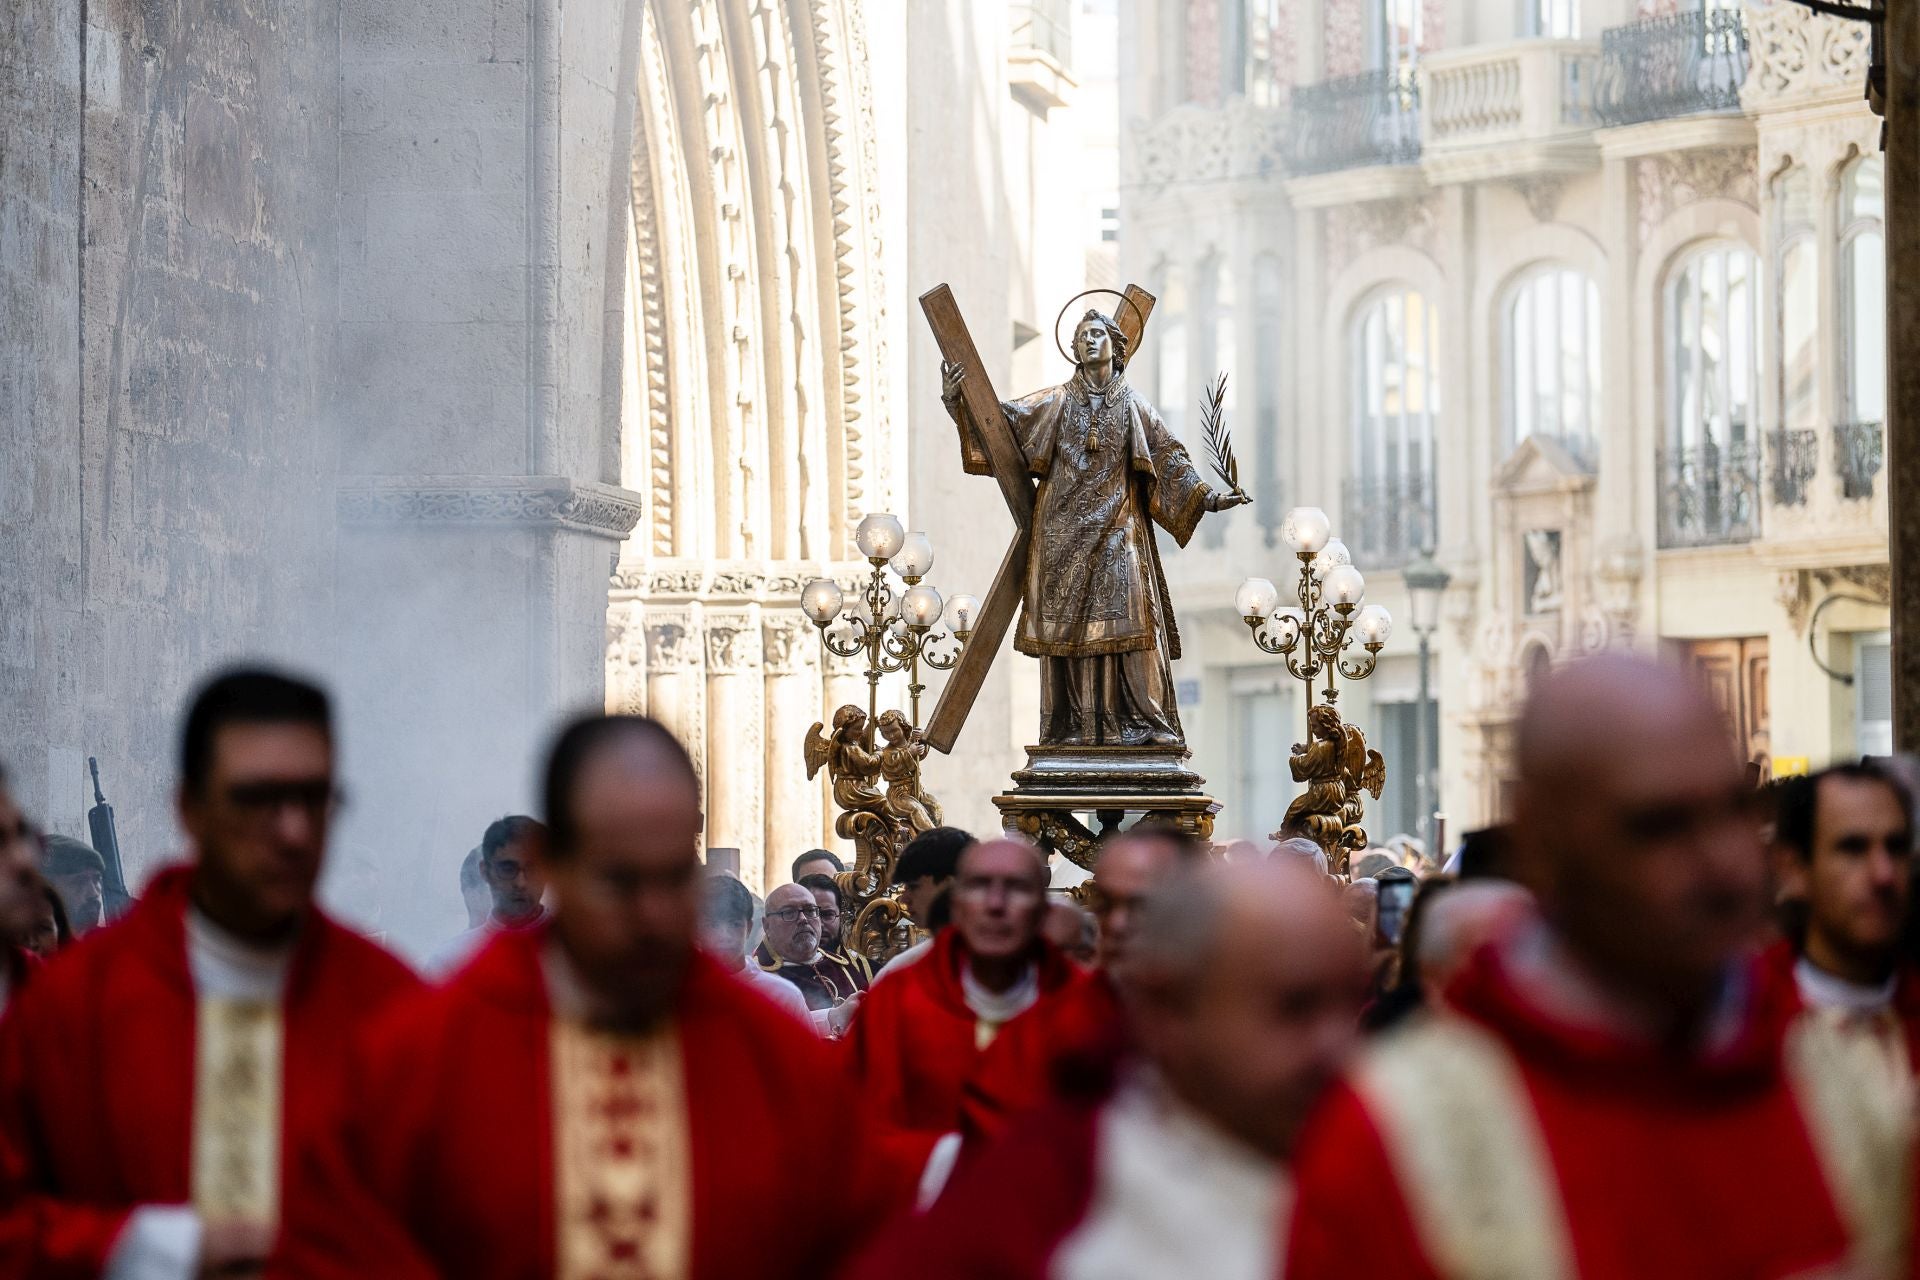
1634, 148, 1759, 245
1742, 0, 1872, 111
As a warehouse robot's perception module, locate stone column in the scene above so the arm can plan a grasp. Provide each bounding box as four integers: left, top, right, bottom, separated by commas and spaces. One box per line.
644, 606, 706, 805
605, 598, 649, 715
762, 613, 824, 888
703, 610, 765, 891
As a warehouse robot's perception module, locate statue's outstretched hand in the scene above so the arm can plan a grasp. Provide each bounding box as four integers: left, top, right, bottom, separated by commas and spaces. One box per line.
1207, 488, 1251, 512
941, 360, 966, 403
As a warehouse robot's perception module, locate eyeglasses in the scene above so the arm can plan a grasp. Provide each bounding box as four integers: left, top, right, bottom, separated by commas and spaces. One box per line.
767, 906, 822, 923
222, 780, 344, 827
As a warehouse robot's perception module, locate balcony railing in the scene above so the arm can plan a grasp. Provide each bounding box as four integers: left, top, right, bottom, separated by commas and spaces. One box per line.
1422, 39, 1602, 154
1835, 420, 1885, 500
1341, 471, 1436, 569
1010, 0, 1072, 68
1766, 428, 1817, 507
1594, 10, 1750, 128
1287, 68, 1422, 176
1658, 436, 1761, 548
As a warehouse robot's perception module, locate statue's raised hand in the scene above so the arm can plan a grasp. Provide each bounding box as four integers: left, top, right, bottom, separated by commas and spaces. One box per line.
940, 360, 966, 403
1206, 488, 1251, 512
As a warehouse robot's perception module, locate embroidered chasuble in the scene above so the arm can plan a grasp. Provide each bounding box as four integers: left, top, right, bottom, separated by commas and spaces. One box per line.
551, 1018, 690, 1280
192, 997, 285, 1229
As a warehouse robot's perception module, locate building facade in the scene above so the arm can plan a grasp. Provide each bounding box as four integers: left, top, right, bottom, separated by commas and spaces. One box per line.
1120, 0, 1887, 843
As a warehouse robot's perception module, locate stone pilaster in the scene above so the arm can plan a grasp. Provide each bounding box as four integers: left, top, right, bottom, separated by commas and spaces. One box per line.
644, 607, 706, 804
703, 610, 764, 891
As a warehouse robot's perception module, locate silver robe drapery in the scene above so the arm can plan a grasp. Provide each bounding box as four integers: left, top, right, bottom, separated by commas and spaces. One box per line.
951, 369, 1209, 746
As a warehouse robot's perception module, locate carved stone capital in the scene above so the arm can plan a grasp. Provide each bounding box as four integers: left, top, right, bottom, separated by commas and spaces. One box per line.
646, 609, 700, 674
762, 614, 818, 676
338, 476, 644, 541
703, 611, 762, 673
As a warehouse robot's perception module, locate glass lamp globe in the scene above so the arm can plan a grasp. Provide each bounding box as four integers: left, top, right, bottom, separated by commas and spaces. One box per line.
1324, 564, 1367, 606
1311, 537, 1351, 581
902, 583, 944, 628
854, 512, 907, 562
1281, 506, 1332, 555
1354, 604, 1393, 646
800, 578, 843, 625
944, 593, 979, 634
846, 594, 875, 627
892, 531, 935, 579
1235, 577, 1280, 620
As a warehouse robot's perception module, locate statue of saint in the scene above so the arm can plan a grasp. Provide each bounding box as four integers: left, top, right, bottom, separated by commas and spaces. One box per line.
941, 309, 1247, 747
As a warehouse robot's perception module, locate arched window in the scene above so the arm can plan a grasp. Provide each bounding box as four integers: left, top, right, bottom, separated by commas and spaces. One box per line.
1662, 241, 1761, 545
1348, 286, 1439, 565
1838, 154, 1885, 499
1156, 265, 1190, 438
1771, 165, 1817, 506
1504, 266, 1600, 461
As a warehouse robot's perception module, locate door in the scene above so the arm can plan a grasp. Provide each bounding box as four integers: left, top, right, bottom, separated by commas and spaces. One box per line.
1684, 637, 1770, 773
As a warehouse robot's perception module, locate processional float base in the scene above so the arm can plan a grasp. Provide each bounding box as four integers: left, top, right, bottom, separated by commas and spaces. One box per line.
993, 745, 1220, 871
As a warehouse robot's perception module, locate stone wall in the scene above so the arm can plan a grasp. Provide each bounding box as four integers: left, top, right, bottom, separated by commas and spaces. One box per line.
1, 0, 339, 870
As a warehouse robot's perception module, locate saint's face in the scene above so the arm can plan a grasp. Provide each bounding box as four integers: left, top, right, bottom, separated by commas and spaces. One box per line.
1074, 321, 1112, 366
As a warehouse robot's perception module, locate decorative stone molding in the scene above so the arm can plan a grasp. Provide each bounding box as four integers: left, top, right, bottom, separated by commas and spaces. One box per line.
1778, 563, 1892, 633
762, 614, 818, 677
606, 604, 649, 715
1126, 100, 1290, 192
1591, 536, 1645, 647
1633, 147, 1759, 244
1324, 193, 1443, 281
609, 558, 864, 602
703, 612, 762, 673
338, 476, 644, 540
646, 609, 701, 674
1742, 0, 1872, 112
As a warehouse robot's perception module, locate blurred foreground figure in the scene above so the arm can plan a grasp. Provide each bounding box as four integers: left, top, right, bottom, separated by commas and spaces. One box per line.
278, 714, 885, 1279
1768, 762, 1919, 1079
0, 669, 419, 1278
846, 839, 1082, 1163
962, 829, 1198, 1146
0, 766, 42, 1012
848, 858, 1363, 1280
1285, 655, 1911, 1280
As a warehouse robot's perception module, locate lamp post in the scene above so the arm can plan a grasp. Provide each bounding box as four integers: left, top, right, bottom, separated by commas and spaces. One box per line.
800, 513, 978, 732
1234, 507, 1393, 867
1403, 549, 1451, 844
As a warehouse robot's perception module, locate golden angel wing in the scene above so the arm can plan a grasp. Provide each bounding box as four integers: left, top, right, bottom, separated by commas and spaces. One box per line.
1361, 749, 1387, 800
803, 722, 831, 781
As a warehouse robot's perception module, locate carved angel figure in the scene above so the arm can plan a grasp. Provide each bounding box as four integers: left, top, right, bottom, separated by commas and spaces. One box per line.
1282, 705, 1352, 852
874, 709, 943, 834
803, 705, 886, 831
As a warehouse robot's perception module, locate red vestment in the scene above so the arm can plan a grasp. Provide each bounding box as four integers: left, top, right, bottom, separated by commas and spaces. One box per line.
0, 866, 419, 1279
845, 931, 1083, 1143
1284, 943, 1874, 1280
275, 927, 891, 1280
960, 970, 1126, 1146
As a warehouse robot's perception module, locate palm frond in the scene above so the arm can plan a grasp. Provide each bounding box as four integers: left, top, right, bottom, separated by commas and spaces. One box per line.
1199, 372, 1245, 498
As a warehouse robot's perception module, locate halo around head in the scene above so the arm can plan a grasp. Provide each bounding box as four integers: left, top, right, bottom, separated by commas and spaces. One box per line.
1054, 289, 1148, 365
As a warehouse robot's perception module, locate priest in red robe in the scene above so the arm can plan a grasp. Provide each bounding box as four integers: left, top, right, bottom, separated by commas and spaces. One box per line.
0, 669, 421, 1279
1284, 655, 1911, 1280
276, 713, 894, 1280
844, 838, 1083, 1165
1764, 760, 1920, 1080
846, 856, 1364, 1280
960, 827, 1199, 1146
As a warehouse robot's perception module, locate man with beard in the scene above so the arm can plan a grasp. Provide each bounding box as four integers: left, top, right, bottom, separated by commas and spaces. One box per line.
1284, 655, 1911, 1280
1766, 760, 1919, 1079
847, 858, 1364, 1280
0, 669, 421, 1278
426, 816, 548, 976
754, 880, 861, 1036
277, 714, 889, 1279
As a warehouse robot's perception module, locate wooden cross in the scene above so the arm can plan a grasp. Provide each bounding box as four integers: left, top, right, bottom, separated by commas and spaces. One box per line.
916, 282, 1157, 753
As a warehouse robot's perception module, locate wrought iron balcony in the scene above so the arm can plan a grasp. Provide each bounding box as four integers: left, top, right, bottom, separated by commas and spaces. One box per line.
1766, 428, 1817, 507
1834, 420, 1884, 500
1341, 471, 1436, 569
1287, 69, 1422, 176
1594, 10, 1749, 128
1658, 436, 1761, 548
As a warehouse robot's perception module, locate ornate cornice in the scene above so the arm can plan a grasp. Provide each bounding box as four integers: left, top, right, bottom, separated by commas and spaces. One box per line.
1743, 0, 1872, 113
1126, 100, 1290, 194
609, 557, 871, 602
338, 476, 644, 540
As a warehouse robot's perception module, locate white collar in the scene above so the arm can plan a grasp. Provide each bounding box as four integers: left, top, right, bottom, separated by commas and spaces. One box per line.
186, 907, 295, 1001
1795, 956, 1898, 1013
961, 959, 1039, 1025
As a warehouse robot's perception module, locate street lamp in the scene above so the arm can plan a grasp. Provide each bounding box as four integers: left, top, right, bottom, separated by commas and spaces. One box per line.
801, 515, 977, 731
1403, 547, 1451, 845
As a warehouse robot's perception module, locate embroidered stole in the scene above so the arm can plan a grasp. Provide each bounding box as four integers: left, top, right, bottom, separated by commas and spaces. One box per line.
191, 997, 284, 1229
1355, 1016, 1912, 1280
551, 1019, 691, 1280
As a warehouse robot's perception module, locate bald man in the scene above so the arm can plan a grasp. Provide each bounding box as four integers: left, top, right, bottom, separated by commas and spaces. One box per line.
1285, 655, 1910, 1280
279, 715, 890, 1279
848, 858, 1365, 1280
844, 839, 1085, 1157
755, 881, 865, 1035
961, 828, 1200, 1146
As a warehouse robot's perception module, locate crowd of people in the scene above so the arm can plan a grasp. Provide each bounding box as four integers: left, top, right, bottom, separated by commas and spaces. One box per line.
0, 650, 1916, 1278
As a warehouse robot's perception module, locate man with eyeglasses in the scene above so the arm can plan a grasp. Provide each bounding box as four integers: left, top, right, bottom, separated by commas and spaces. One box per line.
0, 668, 420, 1280
279, 713, 893, 1279
1284, 654, 1911, 1280
754, 881, 864, 1037
426, 815, 550, 977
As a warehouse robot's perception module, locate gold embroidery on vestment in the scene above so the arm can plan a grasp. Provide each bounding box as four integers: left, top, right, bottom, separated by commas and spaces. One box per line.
191, 997, 283, 1230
